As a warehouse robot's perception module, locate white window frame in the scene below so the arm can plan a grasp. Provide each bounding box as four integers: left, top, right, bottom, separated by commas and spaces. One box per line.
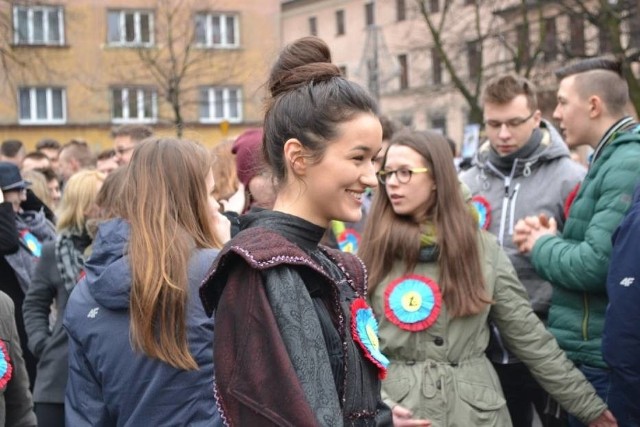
194, 12, 240, 49
107, 10, 154, 47
18, 87, 66, 125
199, 87, 242, 124
111, 87, 158, 124
13, 5, 65, 45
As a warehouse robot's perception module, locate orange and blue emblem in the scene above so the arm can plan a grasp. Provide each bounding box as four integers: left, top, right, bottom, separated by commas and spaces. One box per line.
19, 230, 42, 257
351, 298, 389, 379
471, 195, 491, 230
384, 274, 442, 331
0, 341, 12, 389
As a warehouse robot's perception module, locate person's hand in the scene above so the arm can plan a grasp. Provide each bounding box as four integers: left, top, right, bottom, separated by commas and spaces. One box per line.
392, 405, 432, 427
220, 183, 246, 214
513, 214, 557, 254
212, 211, 231, 244
588, 409, 617, 427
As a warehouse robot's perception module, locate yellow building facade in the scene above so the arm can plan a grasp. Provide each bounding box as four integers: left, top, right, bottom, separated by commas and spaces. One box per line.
0, 0, 281, 151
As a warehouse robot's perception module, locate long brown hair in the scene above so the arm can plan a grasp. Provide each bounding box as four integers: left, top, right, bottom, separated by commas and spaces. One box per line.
124, 138, 223, 370
211, 139, 239, 201
359, 130, 490, 317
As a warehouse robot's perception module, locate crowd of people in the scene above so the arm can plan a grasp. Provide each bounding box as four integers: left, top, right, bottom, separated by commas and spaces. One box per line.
0, 36, 639, 427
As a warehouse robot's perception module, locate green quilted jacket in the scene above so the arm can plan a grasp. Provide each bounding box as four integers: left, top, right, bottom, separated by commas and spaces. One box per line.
531, 122, 640, 368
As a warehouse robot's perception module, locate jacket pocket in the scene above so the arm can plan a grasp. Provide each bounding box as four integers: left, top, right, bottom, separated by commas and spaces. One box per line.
457, 379, 506, 425
383, 376, 411, 405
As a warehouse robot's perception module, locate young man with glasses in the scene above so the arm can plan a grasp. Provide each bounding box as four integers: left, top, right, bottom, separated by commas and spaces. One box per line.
459, 73, 585, 427
514, 57, 640, 427
111, 124, 153, 166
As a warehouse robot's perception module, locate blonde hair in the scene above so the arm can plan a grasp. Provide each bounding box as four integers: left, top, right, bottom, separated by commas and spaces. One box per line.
21, 170, 53, 210
125, 138, 223, 370
211, 140, 239, 201
56, 169, 105, 232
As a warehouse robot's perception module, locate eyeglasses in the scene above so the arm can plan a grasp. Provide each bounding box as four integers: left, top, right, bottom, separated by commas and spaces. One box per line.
115, 146, 135, 156
376, 167, 429, 185
484, 111, 535, 130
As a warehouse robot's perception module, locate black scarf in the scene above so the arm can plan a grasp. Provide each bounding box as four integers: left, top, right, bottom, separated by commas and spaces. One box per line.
489, 127, 543, 174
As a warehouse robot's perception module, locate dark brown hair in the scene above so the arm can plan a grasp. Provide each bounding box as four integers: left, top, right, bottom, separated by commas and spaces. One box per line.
359, 130, 490, 317
555, 57, 629, 116
482, 73, 538, 111
263, 36, 378, 183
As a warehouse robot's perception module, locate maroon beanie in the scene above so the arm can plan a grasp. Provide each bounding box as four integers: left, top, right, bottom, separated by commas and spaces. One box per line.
232, 128, 264, 188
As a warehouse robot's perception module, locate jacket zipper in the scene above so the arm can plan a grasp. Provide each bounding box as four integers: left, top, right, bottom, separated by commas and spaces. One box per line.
509, 183, 521, 236
498, 177, 511, 247
582, 293, 589, 340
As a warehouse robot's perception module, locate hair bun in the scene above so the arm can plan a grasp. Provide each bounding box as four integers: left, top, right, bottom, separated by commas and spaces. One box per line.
268, 37, 341, 98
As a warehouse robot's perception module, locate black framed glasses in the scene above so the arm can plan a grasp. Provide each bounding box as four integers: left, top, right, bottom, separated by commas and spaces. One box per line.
376, 167, 429, 185
484, 111, 535, 130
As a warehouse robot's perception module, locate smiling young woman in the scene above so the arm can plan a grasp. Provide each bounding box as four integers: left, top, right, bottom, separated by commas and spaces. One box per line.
200, 36, 392, 426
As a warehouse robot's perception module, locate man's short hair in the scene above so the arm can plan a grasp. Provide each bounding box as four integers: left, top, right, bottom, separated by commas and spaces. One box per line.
35, 138, 61, 151
23, 151, 50, 162
110, 124, 153, 143
97, 149, 116, 161
482, 73, 538, 111
555, 57, 629, 116
60, 139, 96, 168
1, 140, 23, 157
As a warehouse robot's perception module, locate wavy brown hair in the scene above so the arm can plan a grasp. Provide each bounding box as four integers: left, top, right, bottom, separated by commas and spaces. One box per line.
124, 138, 223, 370
359, 130, 490, 317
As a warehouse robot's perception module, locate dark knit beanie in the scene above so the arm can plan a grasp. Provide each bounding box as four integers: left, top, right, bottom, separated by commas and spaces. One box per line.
232, 128, 264, 188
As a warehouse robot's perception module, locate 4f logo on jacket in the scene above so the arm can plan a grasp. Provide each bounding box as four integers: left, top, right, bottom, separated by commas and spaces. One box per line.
619, 277, 635, 287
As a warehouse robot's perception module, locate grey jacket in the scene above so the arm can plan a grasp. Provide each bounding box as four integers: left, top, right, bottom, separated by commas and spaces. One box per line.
0, 292, 36, 426
23, 241, 70, 403
460, 121, 585, 315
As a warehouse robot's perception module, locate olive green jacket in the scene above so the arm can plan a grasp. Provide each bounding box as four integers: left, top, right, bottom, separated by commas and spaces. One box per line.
368, 232, 606, 426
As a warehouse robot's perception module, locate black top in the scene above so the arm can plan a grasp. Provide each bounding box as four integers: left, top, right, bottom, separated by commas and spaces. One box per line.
242, 210, 346, 395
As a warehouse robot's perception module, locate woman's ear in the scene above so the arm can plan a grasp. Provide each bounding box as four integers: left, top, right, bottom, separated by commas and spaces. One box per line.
283, 138, 307, 176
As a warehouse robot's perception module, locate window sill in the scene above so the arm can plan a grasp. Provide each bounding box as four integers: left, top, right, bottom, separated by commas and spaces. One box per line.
18, 120, 66, 126
11, 43, 69, 49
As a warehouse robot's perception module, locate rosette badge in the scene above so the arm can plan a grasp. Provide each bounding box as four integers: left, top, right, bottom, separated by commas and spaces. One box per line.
471, 195, 491, 230
384, 274, 442, 331
351, 298, 389, 379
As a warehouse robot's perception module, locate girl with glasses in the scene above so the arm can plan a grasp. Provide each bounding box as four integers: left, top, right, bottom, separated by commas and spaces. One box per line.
359, 130, 615, 427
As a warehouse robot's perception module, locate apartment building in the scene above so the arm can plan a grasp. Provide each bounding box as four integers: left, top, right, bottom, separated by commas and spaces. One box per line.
0, 0, 281, 150
282, 0, 639, 155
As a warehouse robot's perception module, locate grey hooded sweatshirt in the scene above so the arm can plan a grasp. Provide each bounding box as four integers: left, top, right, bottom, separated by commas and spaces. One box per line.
460, 121, 585, 319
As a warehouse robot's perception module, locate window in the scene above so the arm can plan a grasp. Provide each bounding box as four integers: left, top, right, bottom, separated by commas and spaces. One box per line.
628, 9, 640, 49
543, 17, 557, 62
13, 5, 64, 45
598, 26, 612, 53
107, 10, 153, 46
516, 24, 530, 63
428, 0, 439, 13
365, 2, 375, 27
194, 12, 239, 48
199, 87, 242, 123
467, 40, 481, 80
431, 116, 446, 134
396, 0, 406, 21
111, 87, 157, 123
309, 16, 317, 36
398, 54, 409, 90
431, 48, 442, 85
336, 10, 345, 35
18, 87, 65, 124
569, 14, 585, 55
